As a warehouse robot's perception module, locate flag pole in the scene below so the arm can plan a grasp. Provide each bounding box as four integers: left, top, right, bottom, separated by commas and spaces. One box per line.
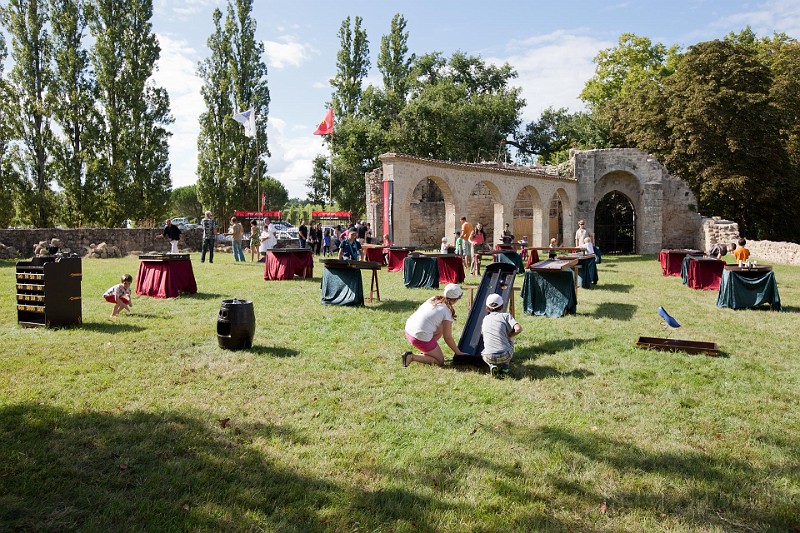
328, 129, 333, 210
254, 106, 260, 212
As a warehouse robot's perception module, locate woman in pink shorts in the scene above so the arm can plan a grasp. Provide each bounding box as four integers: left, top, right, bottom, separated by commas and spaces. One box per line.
402, 283, 468, 367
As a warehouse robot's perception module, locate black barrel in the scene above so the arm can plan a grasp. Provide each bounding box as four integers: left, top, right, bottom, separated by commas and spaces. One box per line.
217, 299, 255, 349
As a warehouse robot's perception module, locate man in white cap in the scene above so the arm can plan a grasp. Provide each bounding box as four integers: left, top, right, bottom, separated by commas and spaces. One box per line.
481, 293, 522, 377
402, 283, 468, 367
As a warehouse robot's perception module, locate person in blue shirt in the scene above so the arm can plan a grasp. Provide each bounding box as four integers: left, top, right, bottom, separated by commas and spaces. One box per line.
338, 230, 362, 261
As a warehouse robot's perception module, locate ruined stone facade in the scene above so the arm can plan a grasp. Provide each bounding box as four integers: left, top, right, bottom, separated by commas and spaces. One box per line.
367, 149, 702, 254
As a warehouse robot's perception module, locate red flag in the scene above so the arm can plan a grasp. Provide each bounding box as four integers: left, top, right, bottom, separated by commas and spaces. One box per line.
313, 108, 334, 135
260, 192, 265, 212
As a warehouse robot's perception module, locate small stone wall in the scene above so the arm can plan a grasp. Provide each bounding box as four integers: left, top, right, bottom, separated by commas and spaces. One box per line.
746, 240, 800, 266
0, 228, 206, 258
699, 217, 740, 253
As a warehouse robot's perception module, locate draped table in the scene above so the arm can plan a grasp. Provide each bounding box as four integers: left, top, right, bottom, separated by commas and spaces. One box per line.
521, 259, 579, 317
135, 255, 197, 298
362, 244, 386, 264
716, 265, 781, 310
681, 256, 725, 290
386, 247, 415, 272
558, 253, 598, 289
320, 259, 382, 306
402, 253, 464, 287
659, 249, 702, 277
264, 248, 314, 280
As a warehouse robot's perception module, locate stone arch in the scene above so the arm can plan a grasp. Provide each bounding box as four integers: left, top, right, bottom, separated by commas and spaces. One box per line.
467, 180, 504, 243
408, 176, 456, 248
513, 185, 545, 247
593, 171, 642, 253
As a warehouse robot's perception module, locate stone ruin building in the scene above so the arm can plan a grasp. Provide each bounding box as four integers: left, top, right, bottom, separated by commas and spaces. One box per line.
365, 148, 709, 254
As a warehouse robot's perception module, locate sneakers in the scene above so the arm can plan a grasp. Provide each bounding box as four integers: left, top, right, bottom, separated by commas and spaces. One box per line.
401, 351, 412, 367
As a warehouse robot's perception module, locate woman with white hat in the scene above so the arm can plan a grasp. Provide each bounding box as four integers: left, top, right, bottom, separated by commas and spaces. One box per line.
402, 284, 468, 367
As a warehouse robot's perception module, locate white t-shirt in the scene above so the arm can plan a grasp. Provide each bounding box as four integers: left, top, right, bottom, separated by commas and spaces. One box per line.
404, 299, 453, 342
582, 241, 596, 254
481, 312, 519, 355
259, 224, 277, 252
575, 227, 589, 246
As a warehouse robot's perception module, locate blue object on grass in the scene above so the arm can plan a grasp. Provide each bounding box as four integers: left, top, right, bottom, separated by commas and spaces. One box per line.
658, 306, 681, 328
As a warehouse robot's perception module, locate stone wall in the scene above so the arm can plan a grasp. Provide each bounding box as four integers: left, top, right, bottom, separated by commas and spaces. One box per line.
0, 228, 206, 258
699, 217, 740, 253
745, 240, 800, 266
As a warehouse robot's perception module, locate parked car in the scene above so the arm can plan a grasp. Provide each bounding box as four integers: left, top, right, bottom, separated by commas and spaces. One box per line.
171, 217, 188, 228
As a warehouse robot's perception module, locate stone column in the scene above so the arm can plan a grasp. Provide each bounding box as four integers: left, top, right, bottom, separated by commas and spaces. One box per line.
641, 181, 664, 254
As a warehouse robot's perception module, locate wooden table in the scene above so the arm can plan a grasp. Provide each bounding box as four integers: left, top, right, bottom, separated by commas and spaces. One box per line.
319, 259, 382, 304
717, 264, 780, 310
136, 254, 197, 298
659, 249, 702, 276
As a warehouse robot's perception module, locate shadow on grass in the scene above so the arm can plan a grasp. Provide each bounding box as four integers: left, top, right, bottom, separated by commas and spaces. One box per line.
249, 345, 300, 357
594, 283, 633, 293
0, 403, 457, 532
79, 321, 147, 333
517, 338, 592, 359
593, 302, 637, 321
371, 299, 423, 313
777, 305, 800, 313
180, 292, 227, 300
500, 424, 798, 531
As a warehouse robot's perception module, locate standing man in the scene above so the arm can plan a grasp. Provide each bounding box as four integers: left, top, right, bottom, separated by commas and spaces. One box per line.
298, 219, 308, 248
460, 216, 473, 268
163, 219, 182, 253
357, 220, 368, 244
259, 217, 278, 261
201, 211, 216, 263
574, 220, 592, 248
227, 216, 245, 262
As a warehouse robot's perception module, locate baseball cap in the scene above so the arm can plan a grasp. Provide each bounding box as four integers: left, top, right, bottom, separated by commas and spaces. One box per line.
443, 283, 463, 299
486, 293, 504, 309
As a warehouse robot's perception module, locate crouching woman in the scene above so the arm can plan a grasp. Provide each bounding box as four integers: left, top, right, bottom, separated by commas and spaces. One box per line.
402, 283, 468, 367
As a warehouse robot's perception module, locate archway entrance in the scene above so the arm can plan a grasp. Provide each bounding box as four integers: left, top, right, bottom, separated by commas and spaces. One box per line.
410, 178, 445, 248
548, 193, 564, 246
595, 191, 635, 254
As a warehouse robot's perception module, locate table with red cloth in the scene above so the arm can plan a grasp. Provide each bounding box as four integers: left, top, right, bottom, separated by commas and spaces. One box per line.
659, 249, 702, 276
386, 247, 415, 272
362, 244, 386, 263
264, 248, 314, 280
135, 255, 197, 298
686, 257, 725, 290
422, 253, 465, 283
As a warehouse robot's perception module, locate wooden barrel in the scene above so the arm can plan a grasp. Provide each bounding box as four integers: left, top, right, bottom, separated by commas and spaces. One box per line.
217, 299, 255, 349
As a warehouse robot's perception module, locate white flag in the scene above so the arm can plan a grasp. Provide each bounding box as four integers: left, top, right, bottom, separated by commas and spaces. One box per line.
233, 109, 256, 138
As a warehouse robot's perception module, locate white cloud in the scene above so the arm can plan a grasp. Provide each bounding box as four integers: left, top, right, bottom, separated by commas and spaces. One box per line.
153, 33, 204, 187
709, 0, 800, 38
263, 37, 316, 69
154, 0, 221, 19
267, 117, 327, 199
491, 30, 612, 121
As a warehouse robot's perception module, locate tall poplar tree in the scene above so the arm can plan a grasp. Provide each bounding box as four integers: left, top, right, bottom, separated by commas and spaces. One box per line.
48, 0, 98, 226
88, 0, 172, 226
0, 33, 18, 227
197, 0, 271, 218
377, 13, 413, 119
1, 0, 55, 227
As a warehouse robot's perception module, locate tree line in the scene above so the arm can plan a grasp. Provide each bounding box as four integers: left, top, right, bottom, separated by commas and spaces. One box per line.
0, 0, 172, 228
315, 17, 800, 241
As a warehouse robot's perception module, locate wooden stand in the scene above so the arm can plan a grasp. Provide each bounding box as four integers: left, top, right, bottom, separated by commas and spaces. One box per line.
635, 336, 719, 357
16, 256, 82, 327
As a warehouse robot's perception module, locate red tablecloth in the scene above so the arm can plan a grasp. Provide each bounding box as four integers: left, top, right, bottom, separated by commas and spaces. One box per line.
438, 256, 465, 283
364, 246, 385, 263
659, 250, 689, 276
387, 249, 410, 272
524, 249, 541, 268
136, 259, 197, 298
687, 258, 725, 290
264, 250, 314, 280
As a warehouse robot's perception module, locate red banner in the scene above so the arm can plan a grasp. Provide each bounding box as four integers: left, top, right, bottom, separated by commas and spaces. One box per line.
235, 211, 282, 218
312, 211, 352, 219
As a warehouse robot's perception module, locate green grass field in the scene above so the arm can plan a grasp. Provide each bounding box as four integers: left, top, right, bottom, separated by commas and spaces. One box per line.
1, 253, 798, 532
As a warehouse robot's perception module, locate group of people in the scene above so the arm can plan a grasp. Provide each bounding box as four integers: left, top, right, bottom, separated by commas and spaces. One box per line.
710, 237, 750, 264
402, 283, 522, 377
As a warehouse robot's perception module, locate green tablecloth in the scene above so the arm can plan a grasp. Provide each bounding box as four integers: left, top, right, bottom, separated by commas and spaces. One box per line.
594, 246, 602, 264
681, 256, 693, 285
577, 256, 599, 288
716, 269, 781, 310
496, 251, 524, 273
521, 269, 577, 317
321, 267, 364, 306
403, 256, 440, 289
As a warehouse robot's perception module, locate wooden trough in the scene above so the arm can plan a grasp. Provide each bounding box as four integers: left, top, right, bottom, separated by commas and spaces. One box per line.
635, 336, 720, 357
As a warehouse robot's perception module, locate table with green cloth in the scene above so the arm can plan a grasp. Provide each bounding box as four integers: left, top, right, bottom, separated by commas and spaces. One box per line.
495, 250, 525, 273
521, 268, 578, 317
320, 266, 364, 306
403, 255, 439, 289
716, 266, 781, 310
680, 255, 702, 285
559, 253, 598, 288
659, 249, 701, 276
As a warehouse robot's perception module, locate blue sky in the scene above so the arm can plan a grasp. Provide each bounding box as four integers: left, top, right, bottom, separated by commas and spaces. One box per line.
144, 0, 797, 198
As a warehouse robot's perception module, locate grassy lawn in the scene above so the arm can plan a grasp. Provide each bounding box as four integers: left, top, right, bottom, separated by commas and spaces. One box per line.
1, 253, 798, 532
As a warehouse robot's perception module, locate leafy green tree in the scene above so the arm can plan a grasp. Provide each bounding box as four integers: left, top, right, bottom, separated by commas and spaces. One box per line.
197, 0, 271, 219
87, 0, 173, 227
521, 107, 609, 164
170, 185, 202, 221
331, 16, 369, 118
48, 0, 98, 227
305, 155, 330, 206
1, 0, 56, 227
260, 176, 288, 211
0, 32, 19, 227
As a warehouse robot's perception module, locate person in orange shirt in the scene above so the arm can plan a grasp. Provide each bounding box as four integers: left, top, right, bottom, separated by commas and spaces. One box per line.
732, 238, 750, 264
460, 216, 473, 268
